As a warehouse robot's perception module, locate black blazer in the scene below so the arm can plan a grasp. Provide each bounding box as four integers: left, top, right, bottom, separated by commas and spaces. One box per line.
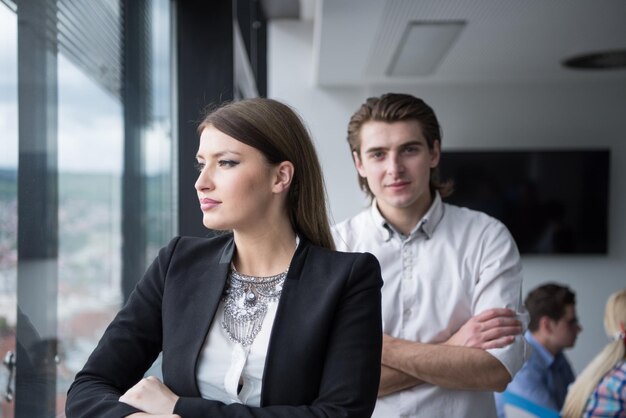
66, 233, 383, 418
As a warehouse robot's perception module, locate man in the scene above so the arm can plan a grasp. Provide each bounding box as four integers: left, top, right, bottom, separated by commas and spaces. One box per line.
495, 283, 581, 417
332, 93, 529, 417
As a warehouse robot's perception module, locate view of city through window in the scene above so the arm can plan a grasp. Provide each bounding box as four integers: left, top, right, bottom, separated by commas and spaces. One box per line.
0, 1, 174, 415
0, 4, 18, 416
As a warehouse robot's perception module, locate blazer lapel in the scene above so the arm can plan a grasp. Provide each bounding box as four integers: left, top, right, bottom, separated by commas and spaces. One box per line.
260, 237, 310, 405
168, 236, 235, 396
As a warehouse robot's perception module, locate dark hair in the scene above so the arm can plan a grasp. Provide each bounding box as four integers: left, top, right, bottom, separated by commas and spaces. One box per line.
198, 98, 335, 250
347, 93, 453, 199
525, 283, 576, 332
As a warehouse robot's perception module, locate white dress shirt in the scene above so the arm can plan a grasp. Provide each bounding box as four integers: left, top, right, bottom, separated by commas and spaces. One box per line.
333, 193, 529, 418
195, 288, 280, 406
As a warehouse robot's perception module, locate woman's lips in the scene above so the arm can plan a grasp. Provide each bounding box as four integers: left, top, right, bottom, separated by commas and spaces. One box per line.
199, 198, 221, 211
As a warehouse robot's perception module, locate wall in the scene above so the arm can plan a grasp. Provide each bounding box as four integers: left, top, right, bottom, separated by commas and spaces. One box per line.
268, 20, 626, 373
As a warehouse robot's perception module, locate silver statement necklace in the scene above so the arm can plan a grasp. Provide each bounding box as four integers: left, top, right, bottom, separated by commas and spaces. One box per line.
221, 264, 287, 347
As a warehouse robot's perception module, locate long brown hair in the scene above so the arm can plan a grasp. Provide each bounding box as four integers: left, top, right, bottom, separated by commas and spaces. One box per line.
198, 98, 335, 250
347, 93, 453, 200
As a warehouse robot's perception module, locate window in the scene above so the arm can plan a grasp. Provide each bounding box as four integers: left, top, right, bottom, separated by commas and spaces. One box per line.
0, 1, 175, 415
0, 3, 18, 416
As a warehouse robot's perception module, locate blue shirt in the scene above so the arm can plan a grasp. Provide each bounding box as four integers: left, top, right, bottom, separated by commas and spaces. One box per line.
495, 331, 576, 418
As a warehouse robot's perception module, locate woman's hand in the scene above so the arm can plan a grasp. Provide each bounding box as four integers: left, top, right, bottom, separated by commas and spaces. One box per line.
120, 376, 180, 415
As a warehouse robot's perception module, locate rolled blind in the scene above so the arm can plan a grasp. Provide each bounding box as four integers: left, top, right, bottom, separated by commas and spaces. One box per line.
8, 0, 151, 105
57, 0, 123, 100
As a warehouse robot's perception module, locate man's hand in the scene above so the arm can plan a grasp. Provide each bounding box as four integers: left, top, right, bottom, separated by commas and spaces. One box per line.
383, 334, 512, 391
445, 308, 522, 349
379, 308, 522, 395
120, 376, 179, 415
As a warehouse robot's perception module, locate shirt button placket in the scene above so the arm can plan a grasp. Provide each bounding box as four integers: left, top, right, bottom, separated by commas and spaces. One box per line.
401, 241, 413, 322
403, 242, 412, 281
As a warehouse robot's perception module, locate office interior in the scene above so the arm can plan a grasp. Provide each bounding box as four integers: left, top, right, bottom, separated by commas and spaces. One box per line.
0, 0, 624, 415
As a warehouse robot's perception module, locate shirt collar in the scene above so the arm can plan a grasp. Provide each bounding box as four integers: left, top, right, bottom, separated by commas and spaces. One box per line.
419, 192, 444, 239
369, 200, 394, 242
525, 330, 556, 367
369, 192, 445, 241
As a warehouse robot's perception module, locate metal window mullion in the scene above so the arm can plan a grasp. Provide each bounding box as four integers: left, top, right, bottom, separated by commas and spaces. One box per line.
15, 0, 59, 415
121, 0, 148, 302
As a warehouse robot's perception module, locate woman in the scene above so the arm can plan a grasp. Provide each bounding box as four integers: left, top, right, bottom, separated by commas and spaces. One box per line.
65, 98, 383, 417
562, 288, 626, 418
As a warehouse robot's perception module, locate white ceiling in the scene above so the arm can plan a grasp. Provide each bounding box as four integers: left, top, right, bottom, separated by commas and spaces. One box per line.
313, 0, 626, 86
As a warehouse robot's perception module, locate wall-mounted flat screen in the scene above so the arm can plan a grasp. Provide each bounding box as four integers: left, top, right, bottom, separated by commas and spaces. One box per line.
439, 150, 610, 255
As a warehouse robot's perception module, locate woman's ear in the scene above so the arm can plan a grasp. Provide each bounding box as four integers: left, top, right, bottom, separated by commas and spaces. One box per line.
272, 161, 294, 194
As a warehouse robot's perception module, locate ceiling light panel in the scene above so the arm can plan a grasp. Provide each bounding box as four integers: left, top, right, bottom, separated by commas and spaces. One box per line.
387, 20, 465, 77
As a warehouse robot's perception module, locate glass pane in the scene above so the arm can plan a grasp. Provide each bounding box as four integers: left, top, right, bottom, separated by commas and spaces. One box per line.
145, 0, 175, 261
5, 1, 174, 414
0, 4, 17, 417
140, 0, 174, 379
56, 53, 124, 409
56, 0, 174, 410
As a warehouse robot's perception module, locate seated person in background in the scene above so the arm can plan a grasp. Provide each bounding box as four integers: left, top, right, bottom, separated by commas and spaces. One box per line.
496, 283, 581, 417
562, 288, 626, 418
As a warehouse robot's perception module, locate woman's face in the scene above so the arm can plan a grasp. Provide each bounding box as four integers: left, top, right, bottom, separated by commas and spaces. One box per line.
194, 125, 279, 232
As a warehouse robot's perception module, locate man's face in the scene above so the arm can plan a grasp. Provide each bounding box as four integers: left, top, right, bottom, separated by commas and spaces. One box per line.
354, 120, 440, 219
550, 304, 582, 351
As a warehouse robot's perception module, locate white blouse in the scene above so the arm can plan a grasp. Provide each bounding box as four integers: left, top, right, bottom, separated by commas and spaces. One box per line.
196, 297, 280, 406
197, 237, 298, 406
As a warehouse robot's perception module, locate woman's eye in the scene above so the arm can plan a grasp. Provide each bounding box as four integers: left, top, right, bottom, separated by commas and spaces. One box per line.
194, 161, 205, 172
218, 160, 239, 168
